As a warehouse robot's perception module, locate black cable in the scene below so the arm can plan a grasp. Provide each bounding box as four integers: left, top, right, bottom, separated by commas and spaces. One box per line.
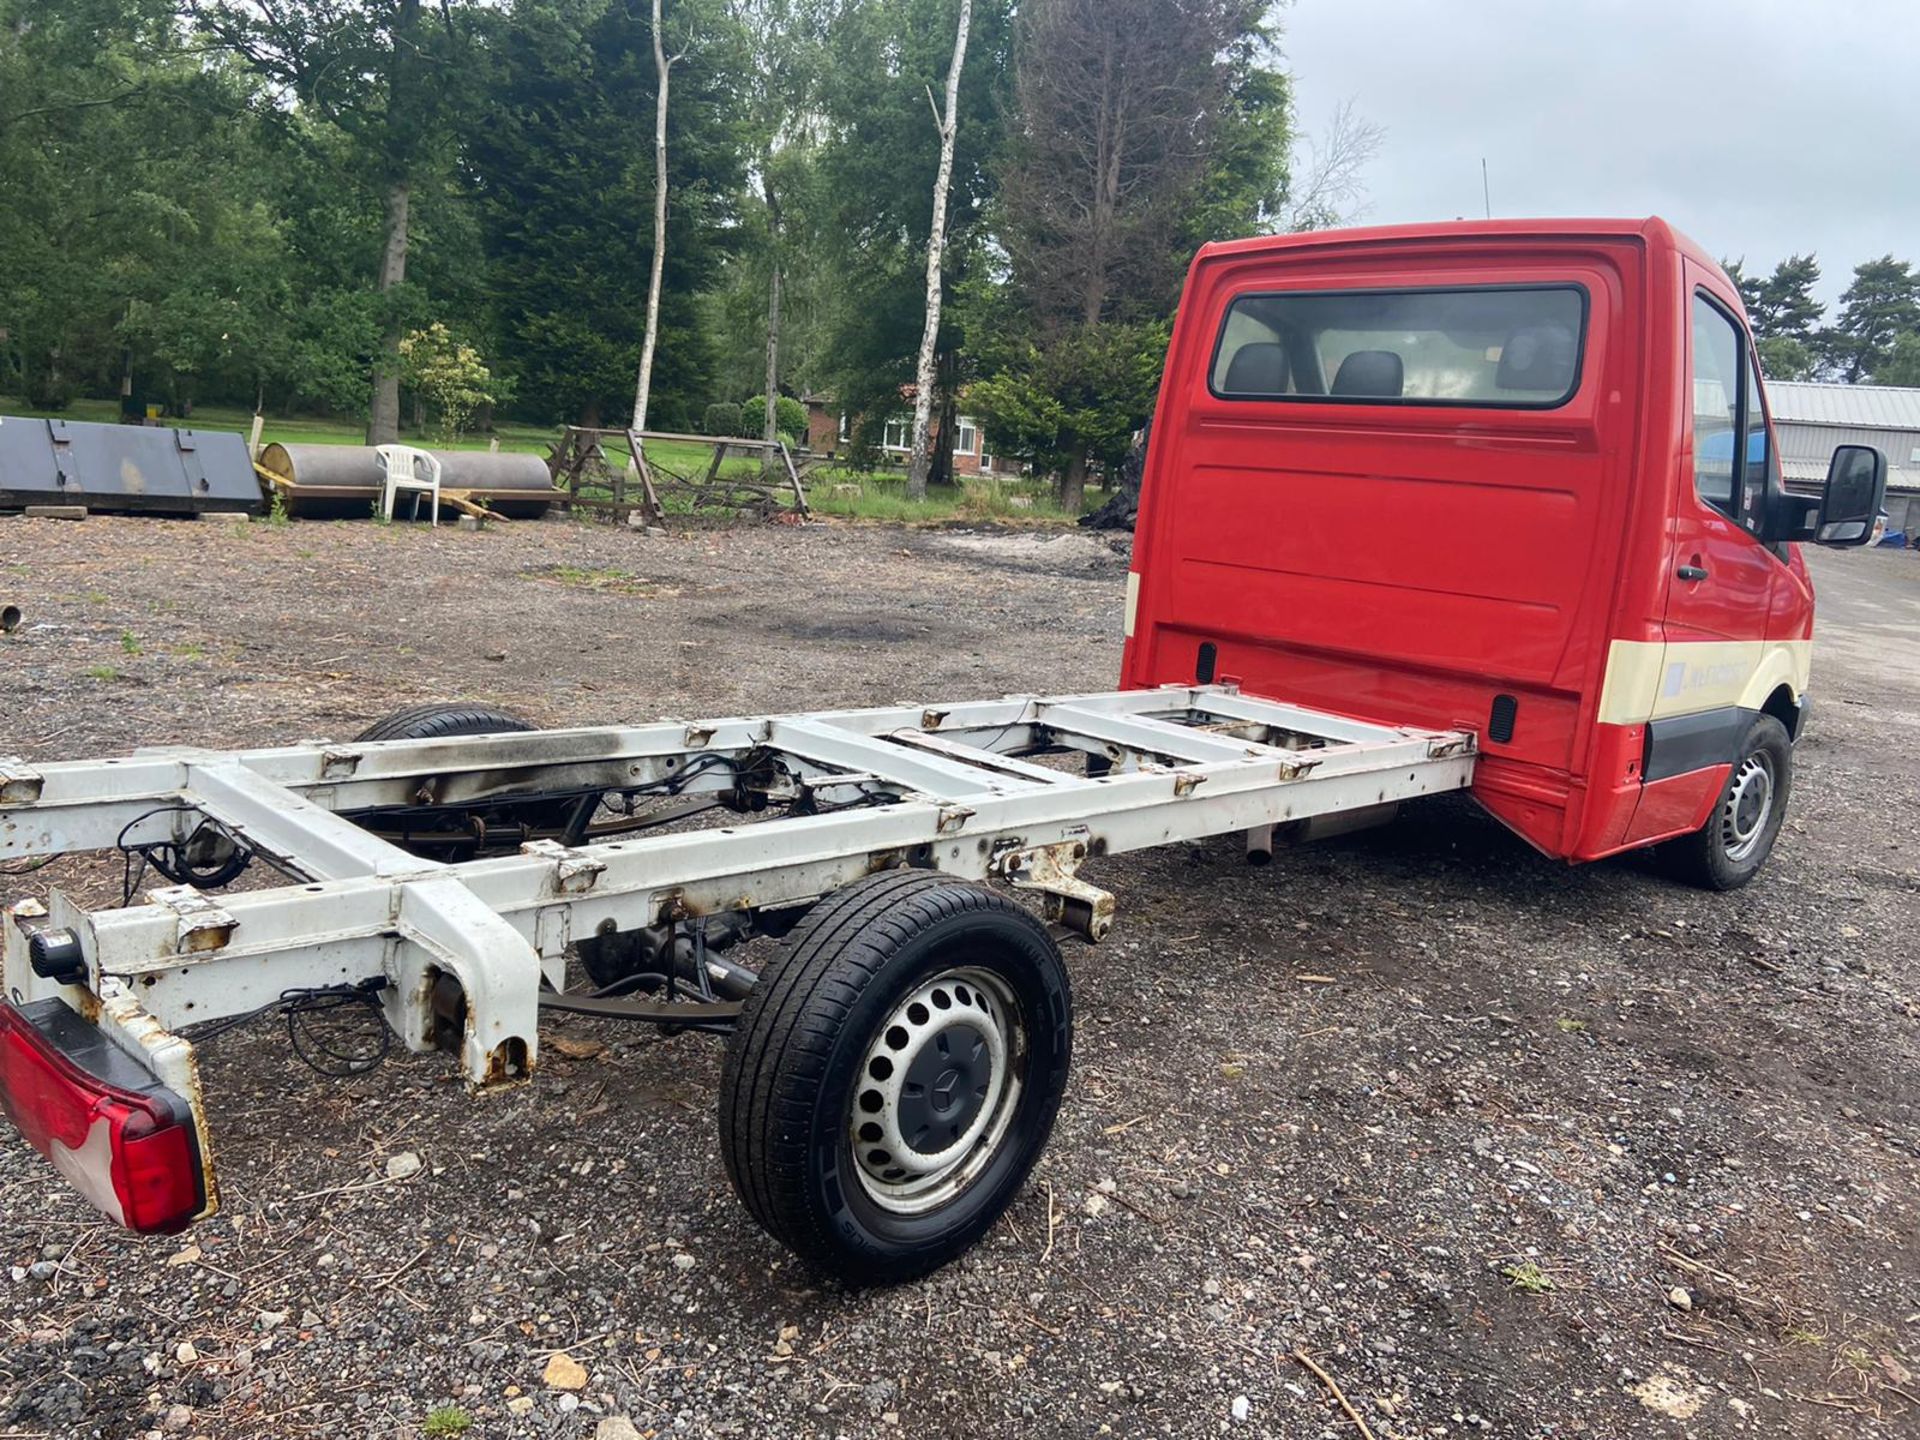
114, 804, 252, 904
117, 804, 200, 905
190, 978, 391, 1078
284, 984, 392, 1078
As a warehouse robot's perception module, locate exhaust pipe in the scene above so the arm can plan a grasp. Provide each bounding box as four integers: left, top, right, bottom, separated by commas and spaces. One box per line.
1244, 823, 1274, 866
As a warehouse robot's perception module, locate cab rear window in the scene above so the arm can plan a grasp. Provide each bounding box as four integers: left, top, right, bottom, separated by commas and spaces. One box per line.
1210, 284, 1587, 408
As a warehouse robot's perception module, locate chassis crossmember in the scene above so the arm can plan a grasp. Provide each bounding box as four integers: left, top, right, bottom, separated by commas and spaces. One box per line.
1, 684, 1473, 1239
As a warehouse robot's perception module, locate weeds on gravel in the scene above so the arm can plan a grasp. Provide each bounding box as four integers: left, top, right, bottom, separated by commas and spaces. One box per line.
267, 488, 290, 527
120, 630, 140, 655
1554, 1017, 1588, 1033
1838, 1345, 1876, 1376
1501, 1261, 1555, 1294
86, 664, 119, 681
422, 1406, 472, 1436
535, 564, 676, 598
804, 474, 1083, 524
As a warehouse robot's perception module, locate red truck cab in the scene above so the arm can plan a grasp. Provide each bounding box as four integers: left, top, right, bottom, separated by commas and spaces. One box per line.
1122, 217, 1886, 887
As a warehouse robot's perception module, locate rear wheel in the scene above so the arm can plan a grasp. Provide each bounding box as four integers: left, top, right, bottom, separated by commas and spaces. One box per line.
1656, 714, 1792, 891
353, 702, 538, 744
351, 701, 578, 859
719, 870, 1072, 1285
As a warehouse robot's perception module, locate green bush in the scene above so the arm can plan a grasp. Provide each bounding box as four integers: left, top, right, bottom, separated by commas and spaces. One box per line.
740, 395, 808, 443
652, 396, 693, 433
703, 401, 740, 437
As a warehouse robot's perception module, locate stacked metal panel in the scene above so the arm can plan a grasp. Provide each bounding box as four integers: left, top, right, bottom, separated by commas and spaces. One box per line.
0, 416, 262, 516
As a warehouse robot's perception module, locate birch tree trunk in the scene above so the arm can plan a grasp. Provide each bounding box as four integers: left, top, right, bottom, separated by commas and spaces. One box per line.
905, 0, 972, 501
762, 170, 782, 477
631, 0, 675, 436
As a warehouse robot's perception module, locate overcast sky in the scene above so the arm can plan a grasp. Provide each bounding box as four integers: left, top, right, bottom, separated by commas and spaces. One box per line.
1282, 0, 1920, 304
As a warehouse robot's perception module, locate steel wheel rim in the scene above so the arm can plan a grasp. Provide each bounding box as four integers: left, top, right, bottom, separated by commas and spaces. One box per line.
1720, 751, 1776, 863
848, 966, 1025, 1216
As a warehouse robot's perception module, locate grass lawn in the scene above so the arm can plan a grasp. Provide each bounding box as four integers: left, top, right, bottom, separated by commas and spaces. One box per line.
0, 397, 1100, 525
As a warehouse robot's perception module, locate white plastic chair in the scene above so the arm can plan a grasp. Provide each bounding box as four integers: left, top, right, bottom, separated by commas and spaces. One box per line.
375, 444, 443, 526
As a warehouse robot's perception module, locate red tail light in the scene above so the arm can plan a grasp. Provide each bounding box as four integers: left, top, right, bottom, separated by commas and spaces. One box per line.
0, 999, 206, 1234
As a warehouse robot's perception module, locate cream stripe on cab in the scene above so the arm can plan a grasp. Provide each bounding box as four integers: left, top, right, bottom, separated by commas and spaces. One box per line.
1596, 639, 1811, 726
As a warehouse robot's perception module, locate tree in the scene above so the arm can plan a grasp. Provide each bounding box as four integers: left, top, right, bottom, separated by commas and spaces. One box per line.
1722, 258, 1764, 319
1280, 100, 1383, 232
188, 0, 478, 442
1819, 255, 1919, 383
972, 0, 1288, 509
723, 0, 830, 469
1874, 331, 1920, 388
815, 0, 1014, 471
468, 0, 741, 428
1721, 254, 1824, 382
1756, 335, 1815, 382
0, 0, 322, 413
633, 0, 688, 433
1749, 254, 1824, 345
398, 322, 496, 439
904, 0, 971, 499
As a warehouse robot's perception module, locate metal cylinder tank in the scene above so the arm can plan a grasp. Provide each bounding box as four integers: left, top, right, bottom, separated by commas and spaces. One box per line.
258, 444, 557, 520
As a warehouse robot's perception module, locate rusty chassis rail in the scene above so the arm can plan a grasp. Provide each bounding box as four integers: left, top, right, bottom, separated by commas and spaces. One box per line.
3, 684, 1473, 1210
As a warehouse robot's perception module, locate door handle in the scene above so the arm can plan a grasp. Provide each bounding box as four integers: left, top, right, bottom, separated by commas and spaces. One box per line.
1676, 564, 1709, 582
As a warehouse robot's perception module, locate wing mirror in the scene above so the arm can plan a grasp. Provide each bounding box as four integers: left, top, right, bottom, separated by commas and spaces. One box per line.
1814, 444, 1888, 547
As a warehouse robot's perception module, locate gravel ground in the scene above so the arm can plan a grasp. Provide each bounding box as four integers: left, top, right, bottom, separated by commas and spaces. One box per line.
1, 513, 1916, 1440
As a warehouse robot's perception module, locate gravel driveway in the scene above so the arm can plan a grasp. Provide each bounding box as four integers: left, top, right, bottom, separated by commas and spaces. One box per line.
1, 514, 1915, 1439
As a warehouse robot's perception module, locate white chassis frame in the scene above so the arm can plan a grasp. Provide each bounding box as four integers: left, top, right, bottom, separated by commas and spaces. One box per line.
2, 685, 1472, 1208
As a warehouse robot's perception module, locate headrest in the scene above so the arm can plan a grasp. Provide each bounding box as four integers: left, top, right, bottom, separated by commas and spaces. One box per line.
1496, 325, 1578, 394
1221, 342, 1289, 396
1331, 349, 1404, 398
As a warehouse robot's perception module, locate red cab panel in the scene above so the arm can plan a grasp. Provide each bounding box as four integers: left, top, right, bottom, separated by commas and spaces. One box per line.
1123, 218, 1810, 863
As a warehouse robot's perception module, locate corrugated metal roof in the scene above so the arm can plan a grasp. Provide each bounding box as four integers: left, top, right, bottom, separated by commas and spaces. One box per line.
1783, 456, 1920, 493
1764, 381, 1920, 430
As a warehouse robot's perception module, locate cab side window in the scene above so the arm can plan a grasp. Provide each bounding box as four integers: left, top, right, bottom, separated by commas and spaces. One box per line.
1690, 294, 1742, 517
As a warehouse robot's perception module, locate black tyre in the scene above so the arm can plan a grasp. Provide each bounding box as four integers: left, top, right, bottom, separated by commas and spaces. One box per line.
351, 702, 576, 858
719, 870, 1073, 1285
1656, 714, 1793, 891
353, 702, 537, 744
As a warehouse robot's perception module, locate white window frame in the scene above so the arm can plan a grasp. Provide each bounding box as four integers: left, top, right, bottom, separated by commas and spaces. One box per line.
881, 417, 911, 452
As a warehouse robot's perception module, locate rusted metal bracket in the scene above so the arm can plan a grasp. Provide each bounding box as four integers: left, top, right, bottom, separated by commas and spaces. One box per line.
521, 838, 605, 894
145, 885, 238, 955
0, 758, 44, 805
319, 749, 362, 780
993, 840, 1115, 943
